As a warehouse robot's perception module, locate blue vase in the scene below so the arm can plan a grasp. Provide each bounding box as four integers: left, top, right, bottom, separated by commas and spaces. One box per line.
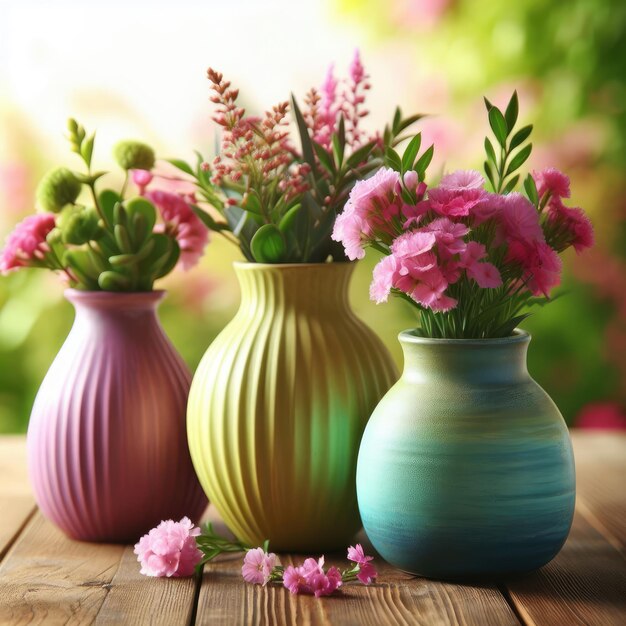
357, 329, 575, 579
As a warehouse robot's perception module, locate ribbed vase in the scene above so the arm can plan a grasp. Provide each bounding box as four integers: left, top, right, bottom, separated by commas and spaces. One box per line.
187, 262, 398, 551
357, 329, 575, 579
27, 290, 207, 543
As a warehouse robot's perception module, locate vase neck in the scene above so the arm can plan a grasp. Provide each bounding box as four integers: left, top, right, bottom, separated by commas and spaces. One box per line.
65, 289, 164, 329
234, 263, 354, 315
400, 331, 531, 385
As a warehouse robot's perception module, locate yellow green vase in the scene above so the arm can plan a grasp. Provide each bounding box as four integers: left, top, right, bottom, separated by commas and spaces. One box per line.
187, 262, 397, 551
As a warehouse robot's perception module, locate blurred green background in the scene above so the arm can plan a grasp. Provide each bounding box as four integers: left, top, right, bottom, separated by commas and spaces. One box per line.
0, 0, 624, 432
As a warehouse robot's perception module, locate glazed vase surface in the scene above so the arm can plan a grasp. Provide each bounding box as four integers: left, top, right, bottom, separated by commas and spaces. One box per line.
27, 290, 207, 542
187, 262, 398, 551
357, 330, 575, 579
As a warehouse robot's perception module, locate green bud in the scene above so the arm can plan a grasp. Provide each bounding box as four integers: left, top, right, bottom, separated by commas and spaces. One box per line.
67, 118, 79, 134
36, 167, 82, 213
61, 207, 100, 245
113, 140, 155, 171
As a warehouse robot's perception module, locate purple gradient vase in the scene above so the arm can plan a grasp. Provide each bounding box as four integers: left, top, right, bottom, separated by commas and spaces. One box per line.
27, 289, 207, 543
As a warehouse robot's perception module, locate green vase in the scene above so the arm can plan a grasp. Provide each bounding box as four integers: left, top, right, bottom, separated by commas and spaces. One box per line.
187, 262, 398, 551
357, 329, 575, 579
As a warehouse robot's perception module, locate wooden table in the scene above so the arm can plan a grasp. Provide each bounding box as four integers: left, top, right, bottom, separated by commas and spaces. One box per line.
0, 432, 624, 625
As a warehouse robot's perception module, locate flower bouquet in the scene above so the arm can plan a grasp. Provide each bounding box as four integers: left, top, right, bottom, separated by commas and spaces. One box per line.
1, 123, 208, 541
347, 93, 592, 578
184, 54, 422, 551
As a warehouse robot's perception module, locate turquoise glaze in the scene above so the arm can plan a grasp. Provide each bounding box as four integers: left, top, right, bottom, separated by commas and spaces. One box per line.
357, 329, 575, 579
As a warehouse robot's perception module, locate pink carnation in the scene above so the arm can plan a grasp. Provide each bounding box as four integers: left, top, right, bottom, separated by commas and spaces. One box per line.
0, 213, 56, 274
332, 168, 402, 259
145, 190, 209, 270
134, 517, 202, 578
347, 544, 378, 584
467, 262, 502, 288
283, 556, 342, 598
424, 217, 469, 255
439, 169, 485, 191
498, 192, 543, 244
547, 203, 594, 253
507, 239, 562, 297
241, 547, 280, 586
533, 167, 570, 200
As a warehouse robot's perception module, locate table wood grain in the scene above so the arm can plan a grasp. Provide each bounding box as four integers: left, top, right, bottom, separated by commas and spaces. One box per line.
0, 432, 624, 625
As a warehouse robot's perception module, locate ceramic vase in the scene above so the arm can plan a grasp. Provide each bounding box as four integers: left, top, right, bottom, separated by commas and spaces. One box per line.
357, 329, 575, 579
27, 290, 207, 542
187, 262, 398, 551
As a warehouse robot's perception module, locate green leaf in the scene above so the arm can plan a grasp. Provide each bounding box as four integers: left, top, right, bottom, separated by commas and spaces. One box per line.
483, 96, 494, 112
392, 107, 401, 134
191, 205, 229, 231
484, 137, 497, 165
484, 160, 496, 190
250, 224, 286, 263
524, 173, 539, 206
346, 141, 375, 168
492, 313, 532, 337
81, 133, 95, 168
109, 239, 155, 266
97, 270, 132, 291
504, 91, 519, 132
509, 125, 533, 150
396, 113, 425, 135
114, 224, 132, 253
332, 131, 344, 169
291, 95, 316, 169
278, 203, 301, 234
99, 189, 121, 225
401, 133, 422, 173
414, 144, 434, 179
313, 141, 335, 174
488, 107, 508, 146
505, 143, 533, 177
502, 174, 520, 194
125, 197, 156, 236
166, 158, 194, 176
384, 147, 402, 171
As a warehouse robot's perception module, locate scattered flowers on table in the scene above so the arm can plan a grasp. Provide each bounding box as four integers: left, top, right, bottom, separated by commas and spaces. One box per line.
0, 119, 208, 291
134, 517, 203, 578
136, 520, 377, 597
332, 92, 594, 338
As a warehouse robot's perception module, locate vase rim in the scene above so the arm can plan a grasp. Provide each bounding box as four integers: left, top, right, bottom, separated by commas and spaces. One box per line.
233, 261, 354, 270
399, 328, 530, 346
64, 288, 166, 305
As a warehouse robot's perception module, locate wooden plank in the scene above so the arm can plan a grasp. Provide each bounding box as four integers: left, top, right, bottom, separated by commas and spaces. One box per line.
197, 553, 521, 626
196, 510, 520, 626
0, 436, 36, 560
571, 431, 626, 549
505, 508, 626, 626
0, 512, 201, 626
94, 547, 198, 626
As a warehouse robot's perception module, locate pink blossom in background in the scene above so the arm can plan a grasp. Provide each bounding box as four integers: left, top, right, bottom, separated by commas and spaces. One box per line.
241, 548, 280, 585
391, 0, 451, 29
547, 203, 594, 253
0, 162, 31, 216
145, 190, 209, 270
576, 403, 626, 430
134, 517, 202, 577
0, 213, 56, 273
533, 167, 571, 200
132, 169, 154, 195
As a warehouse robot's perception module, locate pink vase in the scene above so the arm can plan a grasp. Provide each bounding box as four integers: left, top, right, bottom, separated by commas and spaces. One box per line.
27, 289, 207, 543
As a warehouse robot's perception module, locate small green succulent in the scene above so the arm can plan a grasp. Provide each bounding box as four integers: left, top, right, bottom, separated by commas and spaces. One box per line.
113, 140, 155, 171
36, 167, 82, 213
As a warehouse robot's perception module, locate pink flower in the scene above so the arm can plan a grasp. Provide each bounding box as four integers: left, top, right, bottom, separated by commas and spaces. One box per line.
424, 218, 469, 255
459, 241, 487, 266
507, 239, 562, 297
0, 213, 56, 274
332, 168, 402, 259
132, 169, 153, 194
533, 167, 571, 200
241, 547, 279, 585
370, 255, 398, 303
349, 49, 365, 84
134, 517, 202, 578
347, 543, 374, 565
547, 203, 594, 253
283, 556, 342, 597
145, 190, 209, 270
498, 192, 544, 243
439, 169, 485, 191
467, 262, 502, 288
430, 188, 487, 218
403, 170, 418, 191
